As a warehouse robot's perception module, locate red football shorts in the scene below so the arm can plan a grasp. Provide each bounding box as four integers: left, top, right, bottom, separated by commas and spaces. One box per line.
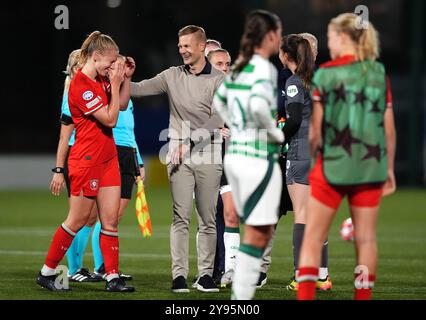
68, 156, 121, 197
309, 156, 383, 209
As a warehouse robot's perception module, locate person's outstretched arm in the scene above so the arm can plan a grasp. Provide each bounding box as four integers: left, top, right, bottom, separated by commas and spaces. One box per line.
130, 70, 169, 98
120, 57, 136, 110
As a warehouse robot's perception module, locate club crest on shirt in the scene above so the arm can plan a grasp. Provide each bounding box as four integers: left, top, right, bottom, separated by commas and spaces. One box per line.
90, 179, 99, 191
82, 90, 94, 101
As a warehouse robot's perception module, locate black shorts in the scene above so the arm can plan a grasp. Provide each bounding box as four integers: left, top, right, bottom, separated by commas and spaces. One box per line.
286, 159, 310, 185
279, 155, 293, 216
117, 146, 138, 200
64, 146, 138, 199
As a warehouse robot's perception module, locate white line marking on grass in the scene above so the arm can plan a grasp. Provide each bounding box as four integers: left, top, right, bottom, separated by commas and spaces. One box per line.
0, 250, 425, 264
0, 229, 173, 239
1, 228, 424, 244
0, 249, 173, 260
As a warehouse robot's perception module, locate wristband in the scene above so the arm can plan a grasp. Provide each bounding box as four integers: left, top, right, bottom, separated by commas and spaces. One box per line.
51, 167, 65, 174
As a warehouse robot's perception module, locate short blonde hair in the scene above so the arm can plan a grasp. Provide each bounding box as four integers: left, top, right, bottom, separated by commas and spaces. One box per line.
178, 25, 207, 43
206, 39, 221, 48
207, 48, 230, 62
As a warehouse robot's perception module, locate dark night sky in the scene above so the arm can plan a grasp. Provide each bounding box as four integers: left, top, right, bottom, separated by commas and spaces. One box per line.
0, 0, 424, 169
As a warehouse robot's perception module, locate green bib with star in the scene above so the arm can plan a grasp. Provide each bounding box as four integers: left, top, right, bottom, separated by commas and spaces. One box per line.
312, 60, 388, 185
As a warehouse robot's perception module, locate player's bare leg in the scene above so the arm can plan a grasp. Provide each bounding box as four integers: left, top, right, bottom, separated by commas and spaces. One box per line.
287, 183, 331, 290
66, 202, 99, 283
97, 186, 134, 292
86, 204, 98, 226
118, 198, 131, 221
288, 184, 309, 224
64, 195, 97, 230
350, 205, 380, 300
297, 197, 336, 300
92, 198, 132, 281
287, 183, 308, 290
37, 194, 95, 291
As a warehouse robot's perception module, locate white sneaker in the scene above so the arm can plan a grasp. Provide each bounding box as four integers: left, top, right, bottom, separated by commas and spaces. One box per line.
192, 276, 199, 288
220, 269, 234, 288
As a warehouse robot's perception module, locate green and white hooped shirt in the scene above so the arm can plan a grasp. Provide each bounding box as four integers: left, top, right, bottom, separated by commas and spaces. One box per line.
213, 54, 284, 160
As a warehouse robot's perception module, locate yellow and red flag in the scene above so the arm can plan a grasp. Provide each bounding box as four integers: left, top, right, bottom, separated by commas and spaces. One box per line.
135, 179, 152, 237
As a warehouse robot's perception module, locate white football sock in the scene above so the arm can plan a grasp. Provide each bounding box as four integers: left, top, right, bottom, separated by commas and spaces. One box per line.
319, 267, 329, 280
231, 244, 262, 300
224, 229, 240, 272
106, 273, 119, 282
41, 265, 56, 276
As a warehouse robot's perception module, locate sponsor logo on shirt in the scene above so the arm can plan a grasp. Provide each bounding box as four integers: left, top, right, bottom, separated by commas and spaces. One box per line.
86, 97, 100, 109
82, 90, 94, 101
90, 179, 99, 191
287, 85, 298, 98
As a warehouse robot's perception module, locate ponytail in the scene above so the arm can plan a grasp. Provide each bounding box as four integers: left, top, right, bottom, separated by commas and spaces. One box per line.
233, 10, 281, 79
233, 34, 255, 77
296, 38, 314, 89
79, 30, 118, 65
281, 34, 315, 90
79, 31, 101, 65
357, 22, 380, 61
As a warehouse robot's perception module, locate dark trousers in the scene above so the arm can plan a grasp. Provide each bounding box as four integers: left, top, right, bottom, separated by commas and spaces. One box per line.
214, 193, 225, 272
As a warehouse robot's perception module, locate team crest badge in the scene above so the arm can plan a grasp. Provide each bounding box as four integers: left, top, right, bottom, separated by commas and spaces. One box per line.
90, 179, 99, 191
82, 90, 94, 101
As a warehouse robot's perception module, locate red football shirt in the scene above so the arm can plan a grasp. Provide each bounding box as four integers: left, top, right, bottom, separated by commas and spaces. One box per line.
68, 69, 117, 167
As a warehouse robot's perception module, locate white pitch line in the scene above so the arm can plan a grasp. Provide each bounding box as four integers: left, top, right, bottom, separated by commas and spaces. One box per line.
0, 229, 424, 244
0, 249, 425, 264
0, 249, 172, 259
0, 229, 172, 239
0, 249, 287, 261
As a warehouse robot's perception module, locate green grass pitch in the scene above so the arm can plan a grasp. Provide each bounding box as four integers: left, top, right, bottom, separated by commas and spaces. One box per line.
0, 187, 425, 300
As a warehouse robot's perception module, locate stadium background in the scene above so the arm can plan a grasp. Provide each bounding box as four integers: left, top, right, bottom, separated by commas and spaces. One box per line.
0, 0, 425, 300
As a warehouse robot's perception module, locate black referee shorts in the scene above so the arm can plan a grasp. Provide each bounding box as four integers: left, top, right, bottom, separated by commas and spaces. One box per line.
117, 146, 138, 200
64, 146, 138, 199
286, 159, 310, 186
